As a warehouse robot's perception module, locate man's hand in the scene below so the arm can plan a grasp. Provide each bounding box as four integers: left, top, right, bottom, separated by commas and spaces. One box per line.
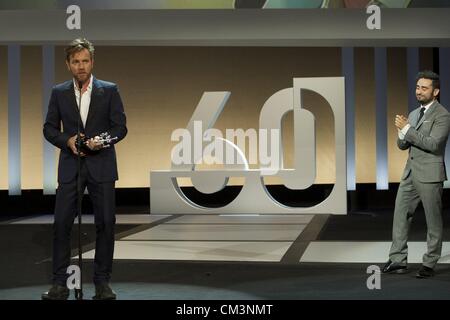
67, 134, 86, 157
85, 136, 103, 151
395, 115, 409, 130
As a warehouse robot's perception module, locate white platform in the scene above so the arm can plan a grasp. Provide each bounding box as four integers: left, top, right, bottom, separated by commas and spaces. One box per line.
76, 214, 310, 261
167, 214, 313, 224
300, 241, 450, 264
122, 223, 305, 241
82, 241, 293, 262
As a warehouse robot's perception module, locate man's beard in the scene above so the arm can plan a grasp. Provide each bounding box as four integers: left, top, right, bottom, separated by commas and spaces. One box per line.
76, 74, 88, 81
417, 95, 433, 105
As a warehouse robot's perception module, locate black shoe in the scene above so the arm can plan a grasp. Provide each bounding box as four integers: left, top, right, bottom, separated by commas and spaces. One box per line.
93, 283, 117, 300
382, 260, 408, 274
416, 266, 434, 279
41, 284, 70, 300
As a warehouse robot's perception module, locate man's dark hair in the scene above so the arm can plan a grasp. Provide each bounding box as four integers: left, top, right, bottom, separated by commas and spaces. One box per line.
416, 70, 440, 90
65, 38, 94, 62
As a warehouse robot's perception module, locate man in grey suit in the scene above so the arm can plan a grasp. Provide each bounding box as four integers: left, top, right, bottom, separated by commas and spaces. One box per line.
382, 70, 450, 278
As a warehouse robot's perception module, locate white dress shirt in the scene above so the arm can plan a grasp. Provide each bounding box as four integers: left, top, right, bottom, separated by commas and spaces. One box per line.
73, 74, 93, 128
398, 100, 434, 140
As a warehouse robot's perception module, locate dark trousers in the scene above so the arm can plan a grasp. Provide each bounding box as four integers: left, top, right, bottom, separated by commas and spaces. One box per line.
52, 160, 116, 286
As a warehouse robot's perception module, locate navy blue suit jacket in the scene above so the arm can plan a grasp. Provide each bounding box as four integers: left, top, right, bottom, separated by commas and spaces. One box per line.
43, 78, 127, 183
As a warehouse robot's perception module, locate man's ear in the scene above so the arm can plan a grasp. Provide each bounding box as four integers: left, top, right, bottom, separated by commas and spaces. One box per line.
433, 88, 440, 98
65, 60, 70, 71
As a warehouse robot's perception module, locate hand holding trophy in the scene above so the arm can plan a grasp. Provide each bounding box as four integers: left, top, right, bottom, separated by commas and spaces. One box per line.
76, 132, 118, 154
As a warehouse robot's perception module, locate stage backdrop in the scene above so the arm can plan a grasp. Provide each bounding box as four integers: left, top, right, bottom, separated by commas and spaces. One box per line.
0, 46, 436, 190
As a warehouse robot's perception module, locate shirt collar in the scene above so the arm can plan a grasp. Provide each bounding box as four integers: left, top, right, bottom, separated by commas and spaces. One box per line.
420, 100, 434, 112
73, 74, 93, 92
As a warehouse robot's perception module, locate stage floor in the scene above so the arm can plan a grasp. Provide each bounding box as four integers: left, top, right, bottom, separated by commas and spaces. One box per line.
1, 208, 450, 300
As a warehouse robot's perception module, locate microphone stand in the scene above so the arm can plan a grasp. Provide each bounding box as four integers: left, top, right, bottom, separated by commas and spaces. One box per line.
75, 80, 83, 300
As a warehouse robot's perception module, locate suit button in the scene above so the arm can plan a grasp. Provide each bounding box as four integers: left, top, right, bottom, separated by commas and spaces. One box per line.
411, 157, 414, 160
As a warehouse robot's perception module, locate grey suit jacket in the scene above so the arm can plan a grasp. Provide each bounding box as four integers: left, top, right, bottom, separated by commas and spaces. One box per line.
398, 100, 450, 183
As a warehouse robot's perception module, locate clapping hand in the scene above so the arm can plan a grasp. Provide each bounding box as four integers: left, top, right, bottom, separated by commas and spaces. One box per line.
395, 115, 409, 130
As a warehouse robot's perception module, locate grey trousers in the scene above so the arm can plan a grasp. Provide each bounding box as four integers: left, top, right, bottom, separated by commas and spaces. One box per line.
389, 173, 443, 268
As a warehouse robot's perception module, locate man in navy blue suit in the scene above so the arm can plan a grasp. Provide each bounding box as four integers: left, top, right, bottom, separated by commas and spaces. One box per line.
42, 38, 127, 300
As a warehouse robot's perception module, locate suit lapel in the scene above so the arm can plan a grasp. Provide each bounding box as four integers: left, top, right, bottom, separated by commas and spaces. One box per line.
85, 78, 103, 132
416, 100, 437, 129
63, 81, 84, 127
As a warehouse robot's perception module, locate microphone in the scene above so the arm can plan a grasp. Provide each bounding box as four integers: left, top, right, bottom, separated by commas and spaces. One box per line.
75, 79, 84, 300
76, 81, 84, 152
